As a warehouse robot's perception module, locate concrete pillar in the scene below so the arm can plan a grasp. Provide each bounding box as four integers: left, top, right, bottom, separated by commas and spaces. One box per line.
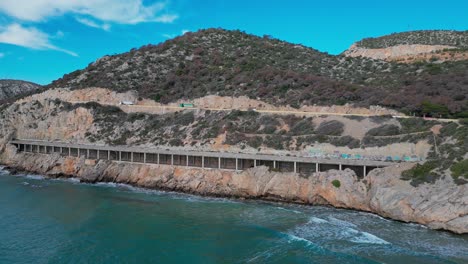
218, 157, 221, 169
119, 151, 122, 161
144, 153, 147, 163
236, 158, 239, 171
273, 160, 276, 169
316, 163, 319, 173
254, 159, 257, 168
363, 166, 367, 176
171, 155, 174, 165
186, 155, 189, 166
202, 156, 205, 168
339, 164, 342, 171
97, 150, 100, 159
157, 153, 160, 164
108, 150, 110, 160
87, 149, 90, 158
69, 147, 71, 156
131, 152, 134, 162
294, 162, 297, 173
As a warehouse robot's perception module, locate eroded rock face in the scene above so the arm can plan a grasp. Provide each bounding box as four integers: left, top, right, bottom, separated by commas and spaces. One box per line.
343, 43, 455, 61
1, 147, 466, 234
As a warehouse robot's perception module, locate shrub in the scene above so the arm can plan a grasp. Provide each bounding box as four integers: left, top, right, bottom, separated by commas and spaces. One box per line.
421, 101, 449, 117
369, 115, 393, 124
127, 112, 146, 123
451, 159, 468, 179
169, 138, 183, 146
247, 136, 263, 148
152, 93, 161, 102
331, 179, 341, 188
264, 135, 284, 150
366, 124, 401, 136
289, 118, 314, 135
315, 120, 344, 136
401, 162, 440, 186
174, 111, 195, 126
330, 136, 360, 148
344, 115, 365, 121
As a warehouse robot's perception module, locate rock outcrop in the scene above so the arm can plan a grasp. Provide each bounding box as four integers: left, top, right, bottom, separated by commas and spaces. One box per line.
343, 43, 456, 61
1, 145, 466, 234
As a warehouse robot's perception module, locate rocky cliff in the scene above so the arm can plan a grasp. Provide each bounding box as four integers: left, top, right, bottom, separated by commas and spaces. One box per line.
0, 79, 41, 101
343, 30, 468, 63
1, 144, 466, 234
344, 43, 454, 61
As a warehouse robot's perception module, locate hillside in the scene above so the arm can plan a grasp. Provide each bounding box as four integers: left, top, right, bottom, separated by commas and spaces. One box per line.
344, 30, 468, 63
49, 28, 468, 118
0, 80, 41, 102
356, 30, 468, 49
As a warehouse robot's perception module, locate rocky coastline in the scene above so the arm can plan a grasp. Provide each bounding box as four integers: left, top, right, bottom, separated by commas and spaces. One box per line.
1, 144, 466, 235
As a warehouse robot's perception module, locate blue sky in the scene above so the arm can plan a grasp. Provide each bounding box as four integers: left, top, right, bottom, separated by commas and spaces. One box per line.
0, 0, 467, 85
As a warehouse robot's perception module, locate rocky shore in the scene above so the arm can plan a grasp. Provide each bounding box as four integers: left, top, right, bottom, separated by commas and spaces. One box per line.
1, 144, 466, 234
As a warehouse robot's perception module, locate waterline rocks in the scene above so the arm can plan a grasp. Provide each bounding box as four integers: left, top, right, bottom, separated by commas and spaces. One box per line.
1, 147, 466, 234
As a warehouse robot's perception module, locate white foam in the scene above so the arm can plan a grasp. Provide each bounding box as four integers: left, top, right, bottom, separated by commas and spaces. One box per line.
275, 206, 302, 214
350, 231, 390, 245
341, 227, 390, 245
358, 211, 391, 222
51, 177, 81, 183
25, 175, 45, 180
0, 166, 9, 175
328, 217, 357, 228
286, 233, 316, 248
310, 217, 328, 224
94, 182, 131, 188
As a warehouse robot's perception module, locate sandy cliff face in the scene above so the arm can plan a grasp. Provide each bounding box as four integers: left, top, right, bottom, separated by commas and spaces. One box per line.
343, 43, 459, 62
1, 146, 466, 234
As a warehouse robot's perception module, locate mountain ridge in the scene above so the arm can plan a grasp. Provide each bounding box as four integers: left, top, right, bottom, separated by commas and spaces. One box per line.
0, 79, 41, 102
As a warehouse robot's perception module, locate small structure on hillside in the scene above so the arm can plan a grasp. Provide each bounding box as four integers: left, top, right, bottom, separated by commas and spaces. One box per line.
179, 103, 194, 108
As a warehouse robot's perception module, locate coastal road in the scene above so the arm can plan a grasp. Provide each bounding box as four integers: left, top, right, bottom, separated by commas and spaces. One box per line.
69, 100, 459, 122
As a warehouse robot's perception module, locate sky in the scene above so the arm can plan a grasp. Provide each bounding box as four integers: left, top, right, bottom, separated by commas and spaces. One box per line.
0, 0, 467, 85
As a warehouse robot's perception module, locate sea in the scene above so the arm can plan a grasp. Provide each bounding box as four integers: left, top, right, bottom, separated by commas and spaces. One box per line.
0, 166, 467, 264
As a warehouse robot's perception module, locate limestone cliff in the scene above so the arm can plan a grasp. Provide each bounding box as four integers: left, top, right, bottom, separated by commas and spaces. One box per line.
0, 96, 466, 234
1, 145, 466, 234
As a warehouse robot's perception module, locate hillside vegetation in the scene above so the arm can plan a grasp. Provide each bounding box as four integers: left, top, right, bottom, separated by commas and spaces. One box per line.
49, 28, 468, 118
0, 80, 41, 103
356, 30, 468, 49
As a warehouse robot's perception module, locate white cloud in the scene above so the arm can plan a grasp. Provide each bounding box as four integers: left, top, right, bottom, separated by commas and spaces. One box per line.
0, 23, 77, 56
162, 29, 191, 39
0, 0, 178, 25
76, 17, 110, 31
154, 14, 178, 23
162, 33, 176, 39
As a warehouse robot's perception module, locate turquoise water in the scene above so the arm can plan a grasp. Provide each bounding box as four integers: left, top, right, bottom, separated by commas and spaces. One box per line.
0, 167, 467, 264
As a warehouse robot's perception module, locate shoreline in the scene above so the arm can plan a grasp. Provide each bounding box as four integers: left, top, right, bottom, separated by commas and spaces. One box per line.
0, 161, 465, 236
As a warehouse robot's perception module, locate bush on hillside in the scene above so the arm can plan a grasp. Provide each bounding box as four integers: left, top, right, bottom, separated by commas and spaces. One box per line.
315, 121, 344, 136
